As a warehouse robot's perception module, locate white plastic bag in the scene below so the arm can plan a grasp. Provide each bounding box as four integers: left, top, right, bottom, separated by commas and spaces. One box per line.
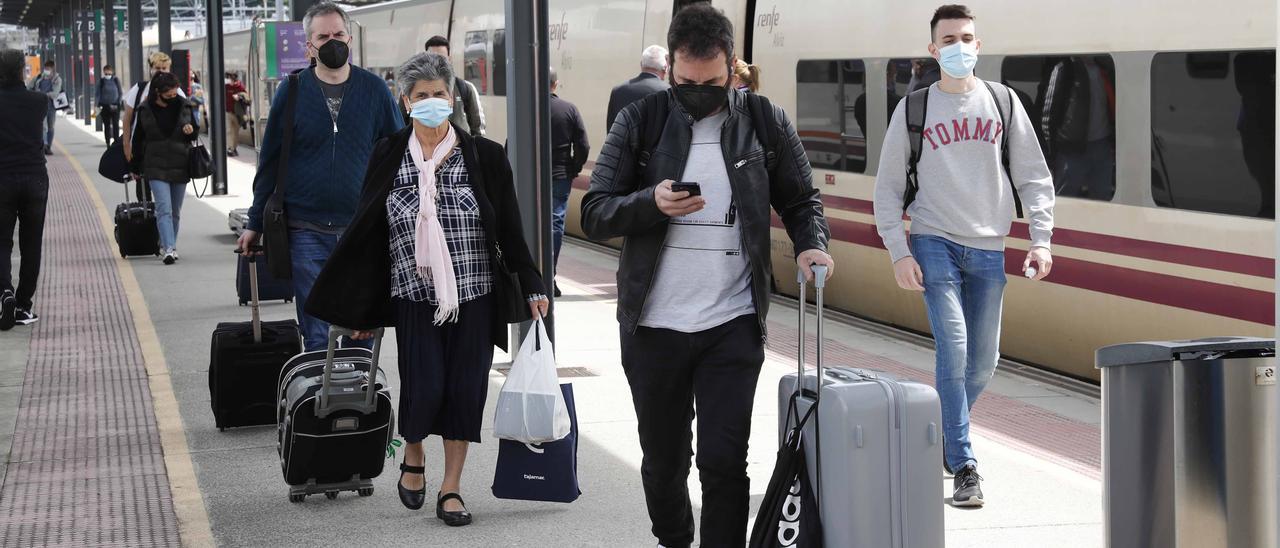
493, 319, 570, 443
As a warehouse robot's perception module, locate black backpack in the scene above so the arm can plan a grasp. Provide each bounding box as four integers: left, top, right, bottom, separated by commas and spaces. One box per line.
634, 91, 781, 177
904, 80, 1023, 218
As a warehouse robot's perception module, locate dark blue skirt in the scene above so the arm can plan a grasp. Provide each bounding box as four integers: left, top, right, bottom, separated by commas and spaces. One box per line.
393, 294, 494, 443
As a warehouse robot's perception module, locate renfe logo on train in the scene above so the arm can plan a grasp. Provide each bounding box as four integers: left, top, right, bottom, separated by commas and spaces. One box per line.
550, 12, 568, 50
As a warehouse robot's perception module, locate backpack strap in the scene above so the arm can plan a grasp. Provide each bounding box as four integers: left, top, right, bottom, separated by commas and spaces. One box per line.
903, 86, 929, 212
982, 80, 1024, 218
745, 93, 781, 175
635, 91, 670, 170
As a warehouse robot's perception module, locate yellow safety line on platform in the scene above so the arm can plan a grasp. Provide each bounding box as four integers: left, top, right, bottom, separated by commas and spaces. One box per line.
55, 142, 216, 548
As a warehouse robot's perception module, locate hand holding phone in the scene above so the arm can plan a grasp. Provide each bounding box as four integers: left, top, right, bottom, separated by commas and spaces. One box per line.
670, 181, 701, 197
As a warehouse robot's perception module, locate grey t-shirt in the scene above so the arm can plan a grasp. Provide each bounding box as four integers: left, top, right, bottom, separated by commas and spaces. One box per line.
318, 79, 346, 123
639, 110, 755, 333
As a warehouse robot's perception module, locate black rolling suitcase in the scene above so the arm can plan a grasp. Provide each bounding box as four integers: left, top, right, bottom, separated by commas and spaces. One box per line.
114, 177, 160, 258
209, 249, 303, 430
236, 252, 293, 305
277, 326, 393, 502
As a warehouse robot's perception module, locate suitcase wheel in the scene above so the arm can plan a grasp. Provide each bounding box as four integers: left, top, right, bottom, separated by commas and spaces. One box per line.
358, 487, 374, 497
218, 427, 226, 432
285, 298, 294, 303
289, 493, 305, 503
325, 491, 338, 500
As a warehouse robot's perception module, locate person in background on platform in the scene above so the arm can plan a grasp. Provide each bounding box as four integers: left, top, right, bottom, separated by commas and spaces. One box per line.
581, 5, 832, 546
872, 4, 1056, 508
424, 36, 485, 137
730, 58, 760, 93
122, 52, 187, 166
0, 49, 50, 329
605, 44, 669, 132
304, 51, 548, 527
96, 64, 123, 147
26, 60, 61, 156
131, 72, 198, 266
225, 71, 247, 156
548, 66, 589, 297
238, 1, 404, 352
190, 73, 206, 131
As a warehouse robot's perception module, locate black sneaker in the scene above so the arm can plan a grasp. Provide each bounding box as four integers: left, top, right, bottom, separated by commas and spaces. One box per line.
0, 290, 14, 331
952, 465, 984, 507
13, 309, 38, 326
553, 282, 562, 298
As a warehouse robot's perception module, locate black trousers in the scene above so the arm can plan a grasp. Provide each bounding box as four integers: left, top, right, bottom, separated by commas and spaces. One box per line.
0, 173, 49, 310
393, 294, 494, 444
620, 314, 765, 548
100, 106, 120, 146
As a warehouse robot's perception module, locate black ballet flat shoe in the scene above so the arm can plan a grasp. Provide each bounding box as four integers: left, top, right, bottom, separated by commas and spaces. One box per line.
436, 492, 472, 527
397, 462, 426, 510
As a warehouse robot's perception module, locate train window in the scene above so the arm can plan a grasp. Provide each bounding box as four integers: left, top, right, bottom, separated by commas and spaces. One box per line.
1151, 50, 1275, 218
880, 58, 940, 129
1002, 55, 1117, 201
464, 30, 489, 96
796, 59, 867, 173
493, 29, 507, 97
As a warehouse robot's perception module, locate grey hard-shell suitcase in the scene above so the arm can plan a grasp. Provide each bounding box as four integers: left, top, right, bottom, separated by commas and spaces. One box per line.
276, 326, 393, 503
778, 266, 946, 548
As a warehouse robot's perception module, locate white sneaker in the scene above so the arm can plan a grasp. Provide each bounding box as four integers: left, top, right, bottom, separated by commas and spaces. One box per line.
162, 249, 176, 265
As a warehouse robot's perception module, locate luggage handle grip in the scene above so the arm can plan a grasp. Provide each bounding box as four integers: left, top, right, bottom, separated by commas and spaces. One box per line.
318, 326, 384, 417
233, 247, 265, 341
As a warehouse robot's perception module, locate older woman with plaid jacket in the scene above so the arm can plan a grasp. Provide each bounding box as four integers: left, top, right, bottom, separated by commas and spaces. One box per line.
304, 52, 548, 526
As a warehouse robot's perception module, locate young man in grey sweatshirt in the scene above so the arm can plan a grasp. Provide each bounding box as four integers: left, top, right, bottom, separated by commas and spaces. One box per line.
873, 4, 1056, 507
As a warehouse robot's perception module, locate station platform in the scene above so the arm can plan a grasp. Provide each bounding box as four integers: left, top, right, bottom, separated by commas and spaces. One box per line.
0, 115, 1104, 547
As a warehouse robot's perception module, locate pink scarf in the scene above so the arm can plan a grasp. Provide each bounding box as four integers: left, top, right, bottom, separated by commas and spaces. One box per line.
407, 124, 460, 324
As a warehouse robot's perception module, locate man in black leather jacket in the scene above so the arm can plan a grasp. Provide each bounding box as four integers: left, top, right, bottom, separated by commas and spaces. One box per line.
580, 5, 832, 547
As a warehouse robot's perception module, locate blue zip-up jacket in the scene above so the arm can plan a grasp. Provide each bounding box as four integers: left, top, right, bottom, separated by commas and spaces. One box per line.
247, 65, 404, 232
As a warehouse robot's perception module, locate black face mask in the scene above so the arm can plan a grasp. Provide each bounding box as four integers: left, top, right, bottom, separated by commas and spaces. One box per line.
674, 83, 729, 121
316, 39, 349, 70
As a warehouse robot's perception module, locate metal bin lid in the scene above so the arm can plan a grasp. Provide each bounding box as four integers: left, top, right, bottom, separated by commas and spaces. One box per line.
1095, 337, 1274, 368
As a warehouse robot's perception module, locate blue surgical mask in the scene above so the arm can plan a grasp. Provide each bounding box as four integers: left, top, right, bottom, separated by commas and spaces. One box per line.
408, 97, 452, 128
937, 41, 978, 79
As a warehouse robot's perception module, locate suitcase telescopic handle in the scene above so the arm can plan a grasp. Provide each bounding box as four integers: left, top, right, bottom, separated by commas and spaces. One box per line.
318, 326, 385, 415
234, 247, 267, 342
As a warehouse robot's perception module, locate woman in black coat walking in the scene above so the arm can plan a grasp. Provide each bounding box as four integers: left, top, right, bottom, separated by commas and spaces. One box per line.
305, 52, 548, 527
131, 71, 197, 265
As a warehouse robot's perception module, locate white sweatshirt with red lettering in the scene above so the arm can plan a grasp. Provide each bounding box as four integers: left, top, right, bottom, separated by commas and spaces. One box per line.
873, 80, 1055, 264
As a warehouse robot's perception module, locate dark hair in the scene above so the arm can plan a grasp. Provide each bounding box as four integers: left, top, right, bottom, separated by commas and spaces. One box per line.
667, 3, 733, 62
103, 64, 113, 71
424, 35, 450, 53
0, 50, 24, 87
930, 4, 975, 42
148, 71, 179, 104
43, 60, 55, 68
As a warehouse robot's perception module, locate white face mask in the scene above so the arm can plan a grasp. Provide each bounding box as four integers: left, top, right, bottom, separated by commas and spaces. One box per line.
42, 70, 51, 77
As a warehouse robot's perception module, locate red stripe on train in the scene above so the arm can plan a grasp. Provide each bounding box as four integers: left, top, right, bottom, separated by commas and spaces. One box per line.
570, 178, 1273, 280
772, 215, 1274, 325
816, 195, 1274, 279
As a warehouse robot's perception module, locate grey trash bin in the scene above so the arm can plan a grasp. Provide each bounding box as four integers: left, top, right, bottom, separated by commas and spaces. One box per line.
1096, 336, 1276, 548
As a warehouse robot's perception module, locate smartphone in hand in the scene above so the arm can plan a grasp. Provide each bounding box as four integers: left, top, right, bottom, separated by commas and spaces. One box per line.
670, 181, 702, 197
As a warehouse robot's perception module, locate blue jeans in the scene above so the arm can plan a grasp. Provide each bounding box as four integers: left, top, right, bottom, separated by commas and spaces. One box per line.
911, 234, 1006, 471
289, 228, 374, 352
552, 178, 571, 267
149, 179, 186, 251
43, 103, 56, 147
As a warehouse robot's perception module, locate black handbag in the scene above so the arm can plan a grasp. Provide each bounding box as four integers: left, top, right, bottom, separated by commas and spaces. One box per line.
188, 141, 212, 179
98, 141, 130, 183
493, 242, 532, 324
263, 72, 301, 280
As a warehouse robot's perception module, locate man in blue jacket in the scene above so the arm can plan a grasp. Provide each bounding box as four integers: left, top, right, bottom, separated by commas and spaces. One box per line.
238, 2, 404, 351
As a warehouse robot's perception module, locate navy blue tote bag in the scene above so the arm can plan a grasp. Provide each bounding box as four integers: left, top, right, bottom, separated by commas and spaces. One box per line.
492, 383, 580, 503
